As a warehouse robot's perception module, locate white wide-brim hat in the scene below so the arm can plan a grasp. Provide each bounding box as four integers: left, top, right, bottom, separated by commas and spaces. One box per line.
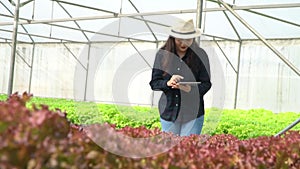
168, 19, 202, 39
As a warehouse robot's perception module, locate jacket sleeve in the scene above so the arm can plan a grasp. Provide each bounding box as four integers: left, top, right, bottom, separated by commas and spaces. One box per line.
196, 48, 212, 96
149, 52, 171, 92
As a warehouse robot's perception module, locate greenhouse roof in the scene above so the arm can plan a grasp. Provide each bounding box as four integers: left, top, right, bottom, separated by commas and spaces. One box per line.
0, 0, 300, 43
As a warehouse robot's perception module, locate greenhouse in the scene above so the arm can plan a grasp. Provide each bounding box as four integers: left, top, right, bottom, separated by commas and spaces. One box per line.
1, 0, 300, 112
0, 0, 300, 168
0, 0, 300, 112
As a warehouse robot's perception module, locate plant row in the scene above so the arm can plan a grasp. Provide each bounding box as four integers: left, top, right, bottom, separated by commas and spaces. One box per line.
0, 93, 299, 140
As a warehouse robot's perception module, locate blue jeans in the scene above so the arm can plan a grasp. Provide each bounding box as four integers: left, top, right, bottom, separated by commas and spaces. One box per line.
160, 115, 204, 136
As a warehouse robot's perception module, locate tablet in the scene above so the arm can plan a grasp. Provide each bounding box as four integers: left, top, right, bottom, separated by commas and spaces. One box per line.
178, 82, 201, 85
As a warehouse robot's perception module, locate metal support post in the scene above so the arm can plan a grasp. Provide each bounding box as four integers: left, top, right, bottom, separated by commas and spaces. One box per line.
196, 0, 204, 44
8, 0, 21, 95
275, 118, 300, 137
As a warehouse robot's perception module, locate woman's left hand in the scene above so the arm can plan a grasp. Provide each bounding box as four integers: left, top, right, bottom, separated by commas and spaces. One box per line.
178, 84, 191, 93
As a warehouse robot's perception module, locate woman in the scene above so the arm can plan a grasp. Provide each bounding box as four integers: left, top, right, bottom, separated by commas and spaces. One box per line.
149, 19, 212, 136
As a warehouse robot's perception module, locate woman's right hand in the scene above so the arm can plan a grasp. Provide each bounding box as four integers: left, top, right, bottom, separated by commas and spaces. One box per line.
167, 75, 184, 88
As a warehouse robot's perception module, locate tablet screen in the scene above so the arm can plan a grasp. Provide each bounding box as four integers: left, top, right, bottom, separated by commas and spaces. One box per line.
177, 82, 201, 85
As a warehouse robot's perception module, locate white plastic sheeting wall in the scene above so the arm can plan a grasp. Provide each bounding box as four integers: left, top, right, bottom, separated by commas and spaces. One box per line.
202, 40, 300, 113
0, 40, 299, 113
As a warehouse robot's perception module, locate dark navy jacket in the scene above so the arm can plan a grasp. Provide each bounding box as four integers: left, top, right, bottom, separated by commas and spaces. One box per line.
149, 46, 211, 123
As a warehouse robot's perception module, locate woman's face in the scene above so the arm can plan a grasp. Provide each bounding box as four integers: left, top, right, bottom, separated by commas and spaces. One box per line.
174, 38, 193, 53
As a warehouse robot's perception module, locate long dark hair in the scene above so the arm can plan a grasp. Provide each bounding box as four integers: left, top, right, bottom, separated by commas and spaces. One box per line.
160, 36, 201, 76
